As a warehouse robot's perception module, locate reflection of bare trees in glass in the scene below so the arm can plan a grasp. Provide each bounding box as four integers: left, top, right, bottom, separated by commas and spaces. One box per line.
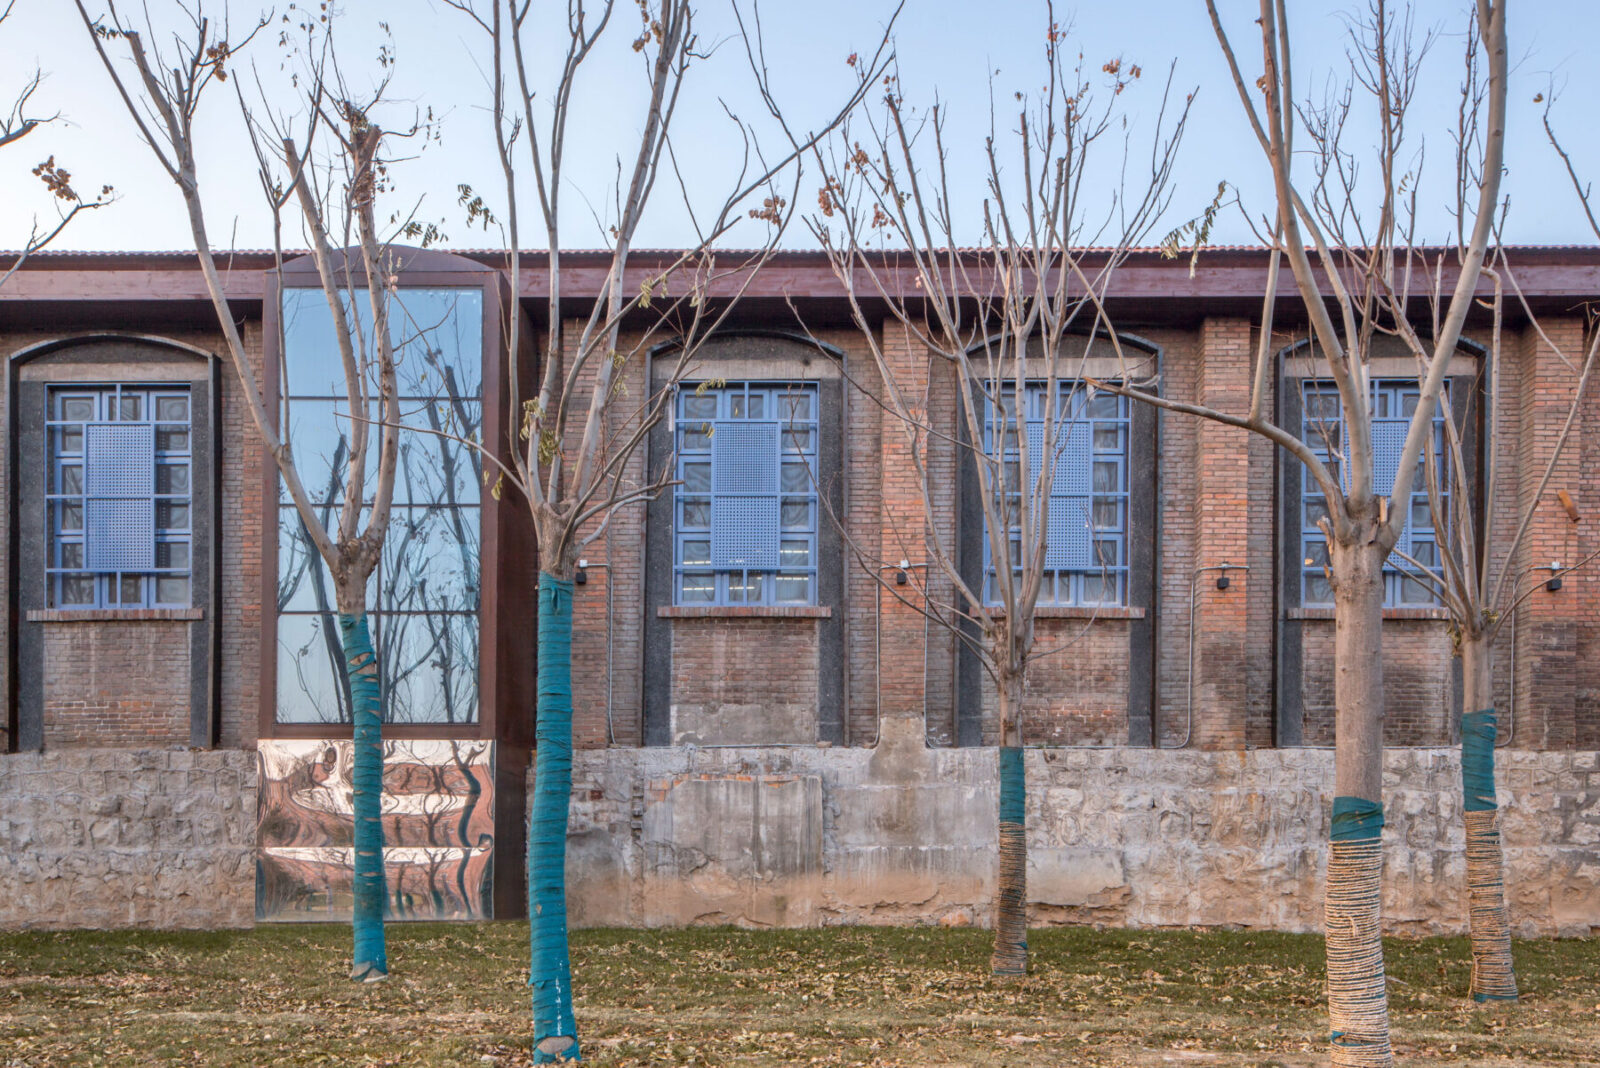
275, 290, 484, 725
278, 438, 354, 722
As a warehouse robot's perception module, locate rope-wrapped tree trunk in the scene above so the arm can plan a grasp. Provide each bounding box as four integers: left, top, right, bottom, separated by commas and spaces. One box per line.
340, 612, 388, 982
1460, 635, 1517, 1002
992, 675, 1028, 977
530, 575, 580, 1062
1326, 544, 1392, 1067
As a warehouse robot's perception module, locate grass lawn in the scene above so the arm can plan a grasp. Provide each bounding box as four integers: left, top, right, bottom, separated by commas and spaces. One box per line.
0, 924, 1596, 1066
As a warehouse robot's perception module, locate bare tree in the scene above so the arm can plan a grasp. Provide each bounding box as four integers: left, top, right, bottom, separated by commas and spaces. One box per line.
1080, 3, 1507, 1062
806, 18, 1190, 976
442, 0, 894, 1058
1, 0, 112, 290
76, 0, 426, 982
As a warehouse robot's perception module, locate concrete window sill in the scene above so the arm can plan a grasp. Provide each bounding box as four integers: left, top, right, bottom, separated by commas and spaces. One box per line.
985, 605, 1145, 620
27, 608, 204, 623
657, 605, 832, 619
1288, 607, 1449, 621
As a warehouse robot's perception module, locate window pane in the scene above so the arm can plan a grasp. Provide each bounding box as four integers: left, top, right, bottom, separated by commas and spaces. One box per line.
1306, 573, 1333, 604
679, 426, 712, 452
682, 394, 716, 420
156, 502, 190, 531
376, 612, 479, 724
1410, 499, 1433, 530
1082, 573, 1113, 604
774, 574, 810, 603
1088, 392, 1118, 420
1306, 496, 1329, 529
779, 539, 810, 566
1401, 577, 1433, 604
783, 428, 814, 453
156, 542, 190, 569
681, 539, 711, 566
155, 576, 190, 605
1092, 461, 1117, 493
59, 542, 83, 569
59, 574, 95, 606
1093, 538, 1118, 567
58, 464, 83, 495
1093, 426, 1120, 451
1304, 540, 1329, 569
155, 396, 189, 421
55, 427, 83, 454
156, 428, 190, 453
780, 501, 810, 530
682, 463, 711, 492
60, 502, 83, 533
678, 573, 714, 603
117, 395, 143, 421
118, 575, 144, 604
1092, 499, 1120, 531
778, 393, 809, 420
728, 573, 761, 603
781, 462, 810, 492
379, 506, 480, 615
156, 464, 190, 494
275, 613, 351, 724
58, 396, 95, 421
680, 499, 710, 529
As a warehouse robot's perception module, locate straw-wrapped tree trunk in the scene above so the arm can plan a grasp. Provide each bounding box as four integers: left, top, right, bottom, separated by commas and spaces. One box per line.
78, 2, 415, 982
808, 21, 1190, 978
1091, 3, 1508, 1061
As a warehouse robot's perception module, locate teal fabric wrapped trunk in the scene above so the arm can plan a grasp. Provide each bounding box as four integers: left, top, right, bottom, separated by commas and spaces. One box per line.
341, 612, 388, 981
530, 576, 580, 1061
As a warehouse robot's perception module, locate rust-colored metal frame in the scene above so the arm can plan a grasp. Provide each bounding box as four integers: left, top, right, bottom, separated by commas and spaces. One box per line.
256, 249, 536, 744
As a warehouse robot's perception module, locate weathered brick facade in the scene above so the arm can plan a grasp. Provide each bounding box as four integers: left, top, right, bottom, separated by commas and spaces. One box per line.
2, 247, 1597, 931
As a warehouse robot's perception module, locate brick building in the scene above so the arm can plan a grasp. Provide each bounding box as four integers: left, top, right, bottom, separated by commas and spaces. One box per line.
2, 246, 1598, 934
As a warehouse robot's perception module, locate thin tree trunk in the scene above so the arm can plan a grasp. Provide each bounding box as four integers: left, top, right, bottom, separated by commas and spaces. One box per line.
530, 573, 580, 1062
1460, 633, 1518, 1002
340, 610, 388, 982
1326, 540, 1392, 1066
992, 670, 1028, 977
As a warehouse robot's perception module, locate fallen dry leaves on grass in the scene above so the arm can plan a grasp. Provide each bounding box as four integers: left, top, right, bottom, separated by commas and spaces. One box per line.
0, 925, 1596, 1066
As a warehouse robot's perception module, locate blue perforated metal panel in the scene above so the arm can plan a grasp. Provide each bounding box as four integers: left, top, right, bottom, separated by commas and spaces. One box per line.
1370, 421, 1408, 498
83, 422, 156, 572
1025, 420, 1092, 497
1046, 495, 1094, 570
712, 423, 780, 494
85, 423, 154, 496
711, 495, 780, 569
86, 499, 155, 571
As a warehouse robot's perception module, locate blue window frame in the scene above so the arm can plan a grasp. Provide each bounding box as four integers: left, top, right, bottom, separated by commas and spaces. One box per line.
46, 385, 192, 609
983, 382, 1129, 606
1301, 380, 1448, 607
674, 382, 818, 606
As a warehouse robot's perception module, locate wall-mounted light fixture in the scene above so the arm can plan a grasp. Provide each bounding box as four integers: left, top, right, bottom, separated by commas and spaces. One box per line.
576, 557, 589, 586
895, 558, 910, 586
1547, 560, 1563, 593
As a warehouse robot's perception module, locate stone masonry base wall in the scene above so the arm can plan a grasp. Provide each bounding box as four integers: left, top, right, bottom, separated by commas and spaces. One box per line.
0, 750, 257, 930
560, 719, 1600, 937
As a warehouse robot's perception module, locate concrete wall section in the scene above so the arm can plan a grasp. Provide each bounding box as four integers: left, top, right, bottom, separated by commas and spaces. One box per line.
0, 749, 257, 930
558, 720, 1600, 937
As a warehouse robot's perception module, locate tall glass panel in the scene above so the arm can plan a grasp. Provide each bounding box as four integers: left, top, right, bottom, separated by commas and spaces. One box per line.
275, 286, 483, 724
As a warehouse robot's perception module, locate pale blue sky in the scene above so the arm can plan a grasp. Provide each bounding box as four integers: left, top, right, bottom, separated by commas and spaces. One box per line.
5, 0, 1598, 253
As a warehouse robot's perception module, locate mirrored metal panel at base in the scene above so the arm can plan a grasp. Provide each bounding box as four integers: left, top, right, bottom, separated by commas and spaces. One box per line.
257, 739, 500, 922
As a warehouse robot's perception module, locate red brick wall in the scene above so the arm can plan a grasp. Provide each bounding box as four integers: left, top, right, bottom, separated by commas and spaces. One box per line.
41, 621, 190, 748
1299, 620, 1455, 746
982, 618, 1129, 745
669, 617, 820, 742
